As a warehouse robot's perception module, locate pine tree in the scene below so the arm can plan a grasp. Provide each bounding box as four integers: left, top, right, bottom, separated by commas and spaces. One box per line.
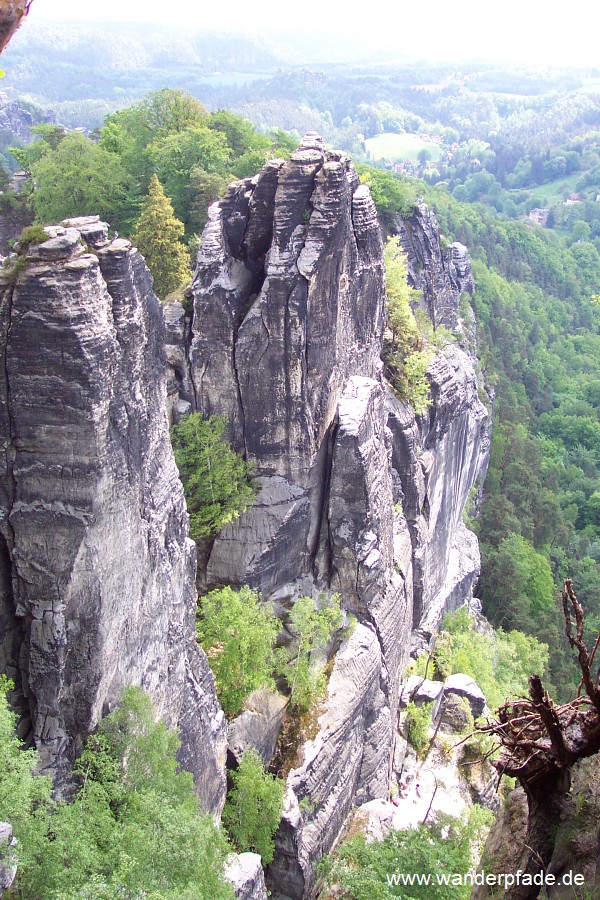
133, 173, 191, 300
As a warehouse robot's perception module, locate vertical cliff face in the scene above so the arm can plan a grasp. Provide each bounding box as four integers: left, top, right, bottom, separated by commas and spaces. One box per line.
395, 199, 474, 330
0, 218, 226, 810
391, 203, 488, 635
388, 347, 489, 635
189, 134, 385, 595
173, 139, 489, 898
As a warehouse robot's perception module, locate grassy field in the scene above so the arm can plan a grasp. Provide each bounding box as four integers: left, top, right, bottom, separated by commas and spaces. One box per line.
364, 132, 442, 164
520, 173, 582, 206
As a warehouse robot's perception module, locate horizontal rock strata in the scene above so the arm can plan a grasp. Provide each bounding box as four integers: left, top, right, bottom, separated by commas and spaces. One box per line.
0, 217, 226, 811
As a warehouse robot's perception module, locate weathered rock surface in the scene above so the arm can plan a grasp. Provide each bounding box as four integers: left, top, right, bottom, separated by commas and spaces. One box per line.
189, 135, 385, 595
224, 853, 268, 900
164, 142, 489, 897
0, 217, 226, 811
387, 345, 489, 634
228, 689, 288, 767
347, 799, 396, 843
395, 199, 474, 329
0, 822, 17, 893
444, 673, 487, 718
399, 675, 444, 708
269, 623, 389, 898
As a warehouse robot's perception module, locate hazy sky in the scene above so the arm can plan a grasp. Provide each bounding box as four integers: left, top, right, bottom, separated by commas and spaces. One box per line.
27, 0, 598, 68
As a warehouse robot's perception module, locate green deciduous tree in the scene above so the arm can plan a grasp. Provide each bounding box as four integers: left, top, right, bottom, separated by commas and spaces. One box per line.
132, 173, 191, 300
29, 131, 136, 233
170, 413, 256, 541
196, 586, 280, 717
404, 701, 433, 756
283, 594, 342, 711
188, 166, 227, 234
320, 807, 492, 900
383, 236, 434, 415
0, 683, 234, 899
147, 126, 231, 227
479, 532, 556, 631
430, 607, 549, 711
222, 749, 284, 865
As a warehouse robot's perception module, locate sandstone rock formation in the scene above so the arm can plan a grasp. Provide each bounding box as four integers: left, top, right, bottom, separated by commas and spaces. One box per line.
164, 136, 489, 897
395, 199, 474, 329
0, 217, 226, 811
0, 822, 17, 894
189, 134, 385, 595
224, 852, 268, 900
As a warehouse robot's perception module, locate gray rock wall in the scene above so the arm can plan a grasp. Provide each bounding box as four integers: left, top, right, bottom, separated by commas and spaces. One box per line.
395, 199, 474, 330
189, 135, 385, 595
388, 346, 489, 633
0, 218, 226, 811
162, 142, 490, 897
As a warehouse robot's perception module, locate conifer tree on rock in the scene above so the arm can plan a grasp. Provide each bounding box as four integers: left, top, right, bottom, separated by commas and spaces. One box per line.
133, 173, 191, 300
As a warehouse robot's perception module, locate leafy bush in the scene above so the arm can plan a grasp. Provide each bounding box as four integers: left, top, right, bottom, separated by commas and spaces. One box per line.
358, 167, 418, 226
404, 701, 433, 757
282, 593, 342, 711
196, 585, 280, 717
170, 413, 256, 541
320, 806, 492, 899
222, 749, 284, 865
0, 676, 52, 881
434, 608, 549, 711
382, 236, 435, 415
17, 224, 48, 251
0, 684, 234, 899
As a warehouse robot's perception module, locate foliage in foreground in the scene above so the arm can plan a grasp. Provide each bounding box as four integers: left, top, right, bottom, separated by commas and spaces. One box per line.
0, 682, 233, 899
222, 749, 284, 865
320, 806, 492, 900
196, 586, 280, 717
411, 607, 549, 712
170, 413, 256, 541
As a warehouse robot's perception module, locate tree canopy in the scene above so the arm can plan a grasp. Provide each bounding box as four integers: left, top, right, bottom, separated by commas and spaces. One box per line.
29, 131, 136, 233
0, 682, 234, 899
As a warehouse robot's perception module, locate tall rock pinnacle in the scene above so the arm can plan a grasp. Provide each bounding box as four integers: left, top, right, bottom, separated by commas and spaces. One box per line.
189, 133, 386, 594
0, 217, 226, 810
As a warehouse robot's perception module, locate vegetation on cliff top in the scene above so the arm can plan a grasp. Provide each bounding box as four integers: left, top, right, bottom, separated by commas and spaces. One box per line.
8, 89, 297, 247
